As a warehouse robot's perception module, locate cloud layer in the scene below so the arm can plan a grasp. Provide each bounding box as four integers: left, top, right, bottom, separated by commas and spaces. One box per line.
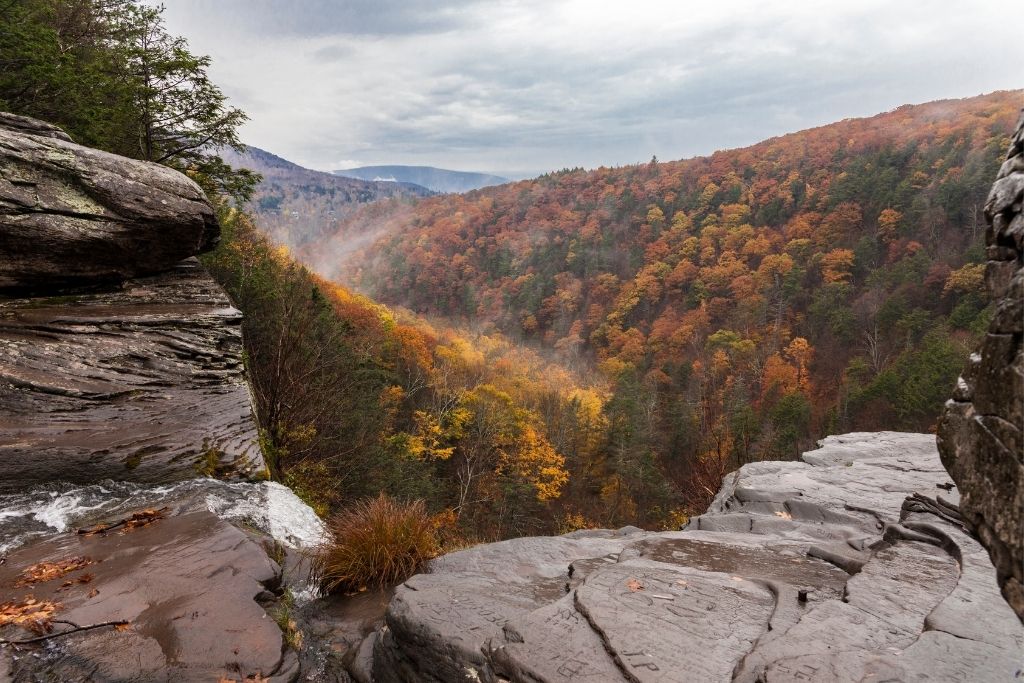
157, 0, 1022, 176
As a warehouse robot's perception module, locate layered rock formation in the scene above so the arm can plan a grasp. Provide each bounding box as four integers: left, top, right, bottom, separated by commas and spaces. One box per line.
0, 113, 298, 681
0, 114, 264, 488
0, 111, 219, 290
365, 433, 1023, 682
937, 109, 1024, 620
0, 259, 264, 487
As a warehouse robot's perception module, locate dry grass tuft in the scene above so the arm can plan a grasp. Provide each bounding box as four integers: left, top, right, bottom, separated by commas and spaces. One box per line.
314, 494, 443, 593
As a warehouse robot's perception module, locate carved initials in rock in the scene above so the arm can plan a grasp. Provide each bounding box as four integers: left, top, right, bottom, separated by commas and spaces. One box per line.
622, 651, 660, 671
555, 657, 589, 677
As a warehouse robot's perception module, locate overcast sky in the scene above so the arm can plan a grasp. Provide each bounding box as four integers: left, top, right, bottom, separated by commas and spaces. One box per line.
157, 0, 1021, 178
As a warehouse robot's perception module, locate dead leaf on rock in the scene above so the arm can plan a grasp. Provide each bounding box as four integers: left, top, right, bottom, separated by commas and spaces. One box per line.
78, 507, 169, 536
16, 557, 94, 586
0, 598, 61, 634
122, 508, 168, 532
114, 622, 131, 632
57, 572, 95, 592
626, 578, 645, 592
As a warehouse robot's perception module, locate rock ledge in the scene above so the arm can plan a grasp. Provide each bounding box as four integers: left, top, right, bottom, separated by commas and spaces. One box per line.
365, 432, 1023, 682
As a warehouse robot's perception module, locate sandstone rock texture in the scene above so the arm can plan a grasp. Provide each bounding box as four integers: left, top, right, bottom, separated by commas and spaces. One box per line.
366, 433, 1023, 682
0, 258, 265, 488
0, 113, 218, 290
937, 109, 1024, 620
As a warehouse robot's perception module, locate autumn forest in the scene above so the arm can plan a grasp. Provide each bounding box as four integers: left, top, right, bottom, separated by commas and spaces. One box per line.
210, 91, 1020, 538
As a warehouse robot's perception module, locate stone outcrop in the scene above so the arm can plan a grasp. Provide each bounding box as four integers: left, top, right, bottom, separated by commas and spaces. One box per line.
937, 109, 1024, 620
0, 258, 265, 488
0, 113, 294, 680
366, 433, 1023, 682
0, 114, 219, 290
0, 112, 264, 488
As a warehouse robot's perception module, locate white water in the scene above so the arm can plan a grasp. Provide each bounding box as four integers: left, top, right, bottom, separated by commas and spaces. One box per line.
0, 478, 327, 556
205, 481, 328, 549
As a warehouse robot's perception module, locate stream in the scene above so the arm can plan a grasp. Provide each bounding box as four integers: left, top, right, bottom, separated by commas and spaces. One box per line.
0, 478, 328, 556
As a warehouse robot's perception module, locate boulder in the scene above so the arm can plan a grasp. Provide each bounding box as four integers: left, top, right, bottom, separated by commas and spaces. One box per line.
0, 112, 219, 290
366, 433, 1023, 682
0, 258, 266, 488
937, 109, 1024, 620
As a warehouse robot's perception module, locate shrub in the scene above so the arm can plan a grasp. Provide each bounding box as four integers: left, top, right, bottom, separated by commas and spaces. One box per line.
315, 494, 441, 593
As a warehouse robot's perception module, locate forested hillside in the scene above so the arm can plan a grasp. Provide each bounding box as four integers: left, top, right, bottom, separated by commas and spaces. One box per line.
204, 215, 613, 537
5, 0, 1017, 537
219, 146, 432, 252
299, 91, 1020, 523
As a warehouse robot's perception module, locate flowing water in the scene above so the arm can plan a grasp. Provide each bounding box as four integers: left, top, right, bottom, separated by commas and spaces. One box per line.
0, 478, 328, 556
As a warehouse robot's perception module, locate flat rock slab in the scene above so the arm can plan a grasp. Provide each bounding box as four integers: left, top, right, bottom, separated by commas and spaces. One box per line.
0, 112, 219, 290
367, 432, 1024, 682
0, 259, 265, 488
0, 510, 297, 682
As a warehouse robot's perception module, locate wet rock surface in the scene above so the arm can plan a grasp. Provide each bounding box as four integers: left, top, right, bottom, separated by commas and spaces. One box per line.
0, 113, 218, 290
0, 509, 298, 682
0, 477, 327, 682
938, 109, 1024, 620
0, 258, 266, 488
367, 433, 1024, 682
0, 111, 312, 681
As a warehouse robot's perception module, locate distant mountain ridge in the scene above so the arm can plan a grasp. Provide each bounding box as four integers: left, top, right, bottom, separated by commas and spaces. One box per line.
219, 146, 433, 250
333, 165, 508, 193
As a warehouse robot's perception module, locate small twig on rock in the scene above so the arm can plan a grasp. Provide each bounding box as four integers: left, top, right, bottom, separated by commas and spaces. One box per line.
0, 619, 129, 646
78, 507, 169, 536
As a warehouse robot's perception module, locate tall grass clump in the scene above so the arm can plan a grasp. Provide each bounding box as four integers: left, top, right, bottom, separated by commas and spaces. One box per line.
315, 494, 441, 593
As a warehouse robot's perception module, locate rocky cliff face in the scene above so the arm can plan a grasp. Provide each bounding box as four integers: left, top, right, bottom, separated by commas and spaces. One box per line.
937, 109, 1024, 620
360, 433, 1023, 682
0, 114, 263, 487
0, 113, 320, 682
0, 259, 264, 487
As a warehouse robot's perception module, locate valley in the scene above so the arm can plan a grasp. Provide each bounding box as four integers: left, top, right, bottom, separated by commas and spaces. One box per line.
239, 90, 1021, 529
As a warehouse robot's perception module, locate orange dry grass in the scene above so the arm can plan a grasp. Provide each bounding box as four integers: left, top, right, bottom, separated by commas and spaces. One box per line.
315, 494, 440, 593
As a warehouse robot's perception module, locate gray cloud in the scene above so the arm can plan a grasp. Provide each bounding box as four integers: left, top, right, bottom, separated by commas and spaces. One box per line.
157, 0, 1023, 177
168, 0, 488, 37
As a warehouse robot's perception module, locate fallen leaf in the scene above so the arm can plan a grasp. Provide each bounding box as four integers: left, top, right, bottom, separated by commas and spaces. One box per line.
78, 507, 169, 536
626, 578, 645, 592
121, 508, 169, 533
114, 622, 132, 632
16, 557, 94, 586
0, 597, 61, 634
